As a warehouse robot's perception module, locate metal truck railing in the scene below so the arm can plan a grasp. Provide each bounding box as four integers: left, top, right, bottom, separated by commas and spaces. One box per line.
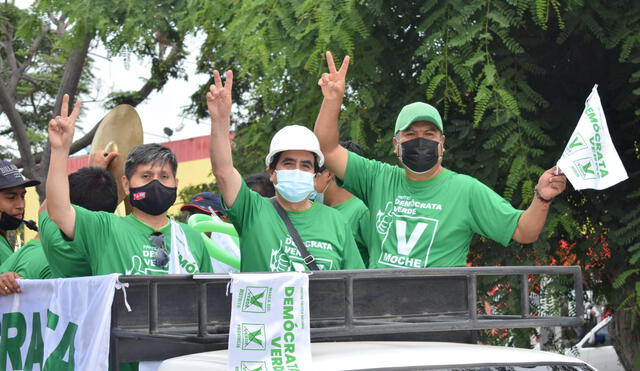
109, 266, 584, 368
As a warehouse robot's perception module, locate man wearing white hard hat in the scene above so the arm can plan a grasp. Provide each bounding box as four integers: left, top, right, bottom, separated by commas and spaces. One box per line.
207, 70, 364, 272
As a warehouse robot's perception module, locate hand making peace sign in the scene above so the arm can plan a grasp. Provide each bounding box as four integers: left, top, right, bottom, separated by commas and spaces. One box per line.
48, 94, 81, 151
206, 69, 233, 122
318, 51, 350, 101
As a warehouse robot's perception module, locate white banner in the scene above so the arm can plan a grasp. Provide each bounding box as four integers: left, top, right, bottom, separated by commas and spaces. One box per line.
228, 272, 311, 371
557, 84, 628, 190
0, 274, 119, 371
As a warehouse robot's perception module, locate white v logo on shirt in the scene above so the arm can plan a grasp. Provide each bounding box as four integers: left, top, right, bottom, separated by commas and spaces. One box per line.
396, 221, 428, 256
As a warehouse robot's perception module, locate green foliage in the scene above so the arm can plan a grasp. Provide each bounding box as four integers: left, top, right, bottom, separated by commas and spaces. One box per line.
1, 0, 191, 161
611, 189, 640, 328
0, 3, 74, 158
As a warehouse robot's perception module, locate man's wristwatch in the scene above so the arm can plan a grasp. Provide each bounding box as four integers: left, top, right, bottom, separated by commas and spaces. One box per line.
534, 187, 553, 203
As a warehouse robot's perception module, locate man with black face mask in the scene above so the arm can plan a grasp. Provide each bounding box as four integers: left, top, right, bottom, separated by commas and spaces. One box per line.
0, 160, 40, 266
314, 51, 567, 269
43, 94, 212, 276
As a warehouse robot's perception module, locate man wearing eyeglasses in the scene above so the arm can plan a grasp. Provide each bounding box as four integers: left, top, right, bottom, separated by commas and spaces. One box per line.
42, 95, 212, 276
207, 70, 364, 272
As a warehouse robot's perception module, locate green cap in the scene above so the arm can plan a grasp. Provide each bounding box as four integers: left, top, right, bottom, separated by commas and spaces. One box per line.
394, 102, 443, 134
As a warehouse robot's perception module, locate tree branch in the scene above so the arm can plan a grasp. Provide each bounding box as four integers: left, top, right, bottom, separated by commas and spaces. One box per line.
2, 24, 18, 73
10, 36, 184, 202
34, 34, 93, 199
11, 26, 49, 93
0, 82, 36, 178
20, 74, 52, 88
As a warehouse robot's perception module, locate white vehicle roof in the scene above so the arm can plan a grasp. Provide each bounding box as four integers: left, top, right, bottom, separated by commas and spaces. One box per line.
158, 341, 593, 371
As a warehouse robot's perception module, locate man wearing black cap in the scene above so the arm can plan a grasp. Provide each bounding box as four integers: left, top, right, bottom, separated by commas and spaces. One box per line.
0, 160, 40, 265
0, 160, 40, 296
314, 51, 567, 269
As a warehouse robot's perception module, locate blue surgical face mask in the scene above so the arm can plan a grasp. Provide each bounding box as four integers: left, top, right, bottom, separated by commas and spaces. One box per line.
274, 169, 315, 203
309, 176, 331, 204
309, 191, 324, 204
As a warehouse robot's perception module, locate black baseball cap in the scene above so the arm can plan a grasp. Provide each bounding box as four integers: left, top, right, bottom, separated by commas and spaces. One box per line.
0, 160, 40, 190
180, 192, 225, 217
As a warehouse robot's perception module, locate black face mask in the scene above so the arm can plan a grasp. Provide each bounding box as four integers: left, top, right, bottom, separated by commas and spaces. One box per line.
400, 137, 440, 174
0, 212, 23, 231
129, 180, 177, 216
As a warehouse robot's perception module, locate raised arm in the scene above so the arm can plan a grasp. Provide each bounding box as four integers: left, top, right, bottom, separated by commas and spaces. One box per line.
46, 94, 80, 239
314, 51, 350, 180
512, 167, 567, 243
207, 70, 242, 207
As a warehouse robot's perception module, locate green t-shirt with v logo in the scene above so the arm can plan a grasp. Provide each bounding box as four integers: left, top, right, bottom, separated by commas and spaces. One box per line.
342, 152, 524, 268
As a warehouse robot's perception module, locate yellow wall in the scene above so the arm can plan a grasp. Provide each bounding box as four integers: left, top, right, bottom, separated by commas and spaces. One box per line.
169, 157, 215, 214
23, 186, 40, 242
21, 157, 214, 242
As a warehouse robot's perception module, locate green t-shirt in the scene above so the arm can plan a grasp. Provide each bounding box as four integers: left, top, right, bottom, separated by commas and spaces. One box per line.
39, 206, 212, 276
0, 235, 13, 265
342, 152, 524, 268
226, 181, 365, 272
0, 239, 55, 279
332, 196, 371, 267
40, 213, 91, 278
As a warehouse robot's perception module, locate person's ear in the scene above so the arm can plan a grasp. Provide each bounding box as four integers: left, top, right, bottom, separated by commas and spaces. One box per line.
122, 176, 130, 196
266, 168, 277, 184
326, 170, 335, 183
393, 135, 400, 156
440, 134, 446, 155
313, 172, 322, 192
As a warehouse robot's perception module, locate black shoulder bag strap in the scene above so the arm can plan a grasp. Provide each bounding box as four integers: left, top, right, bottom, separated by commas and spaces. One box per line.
270, 197, 319, 271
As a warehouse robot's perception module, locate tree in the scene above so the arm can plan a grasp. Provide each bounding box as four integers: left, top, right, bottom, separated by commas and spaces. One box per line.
0, 0, 190, 199
185, 0, 639, 367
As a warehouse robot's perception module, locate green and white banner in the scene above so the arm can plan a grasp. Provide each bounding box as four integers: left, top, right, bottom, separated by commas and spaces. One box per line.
0, 274, 119, 371
228, 272, 311, 371
557, 84, 628, 190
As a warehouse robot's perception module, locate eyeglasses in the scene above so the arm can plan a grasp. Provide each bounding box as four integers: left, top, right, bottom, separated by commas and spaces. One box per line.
149, 232, 169, 268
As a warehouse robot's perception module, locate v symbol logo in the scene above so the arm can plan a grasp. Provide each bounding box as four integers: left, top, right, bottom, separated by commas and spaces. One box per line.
396, 221, 427, 255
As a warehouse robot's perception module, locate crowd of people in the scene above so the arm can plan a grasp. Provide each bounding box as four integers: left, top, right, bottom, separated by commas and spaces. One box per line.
0, 51, 567, 293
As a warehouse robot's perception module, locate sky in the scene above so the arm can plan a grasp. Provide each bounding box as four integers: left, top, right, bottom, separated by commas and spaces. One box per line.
2, 0, 212, 158
75, 38, 212, 154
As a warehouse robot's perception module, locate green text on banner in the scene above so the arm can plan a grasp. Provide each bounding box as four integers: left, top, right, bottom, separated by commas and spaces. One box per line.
228, 272, 312, 371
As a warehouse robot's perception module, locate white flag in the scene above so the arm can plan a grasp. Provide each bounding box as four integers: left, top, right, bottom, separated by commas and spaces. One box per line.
228, 272, 311, 371
0, 274, 119, 371
208, 213, 240, 274
557, 84, 628, 190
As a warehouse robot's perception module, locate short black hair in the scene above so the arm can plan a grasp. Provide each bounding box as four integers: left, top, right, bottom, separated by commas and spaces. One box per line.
244, 172, 275, 197
69, 167, 118, 212
268, 152, 321, 173
318, 140, 365, 173
339, 140, 364, 156
124, 143, 178, 180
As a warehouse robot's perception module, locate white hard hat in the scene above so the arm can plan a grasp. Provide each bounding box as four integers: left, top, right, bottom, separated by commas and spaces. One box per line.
264, 125, 325, 168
